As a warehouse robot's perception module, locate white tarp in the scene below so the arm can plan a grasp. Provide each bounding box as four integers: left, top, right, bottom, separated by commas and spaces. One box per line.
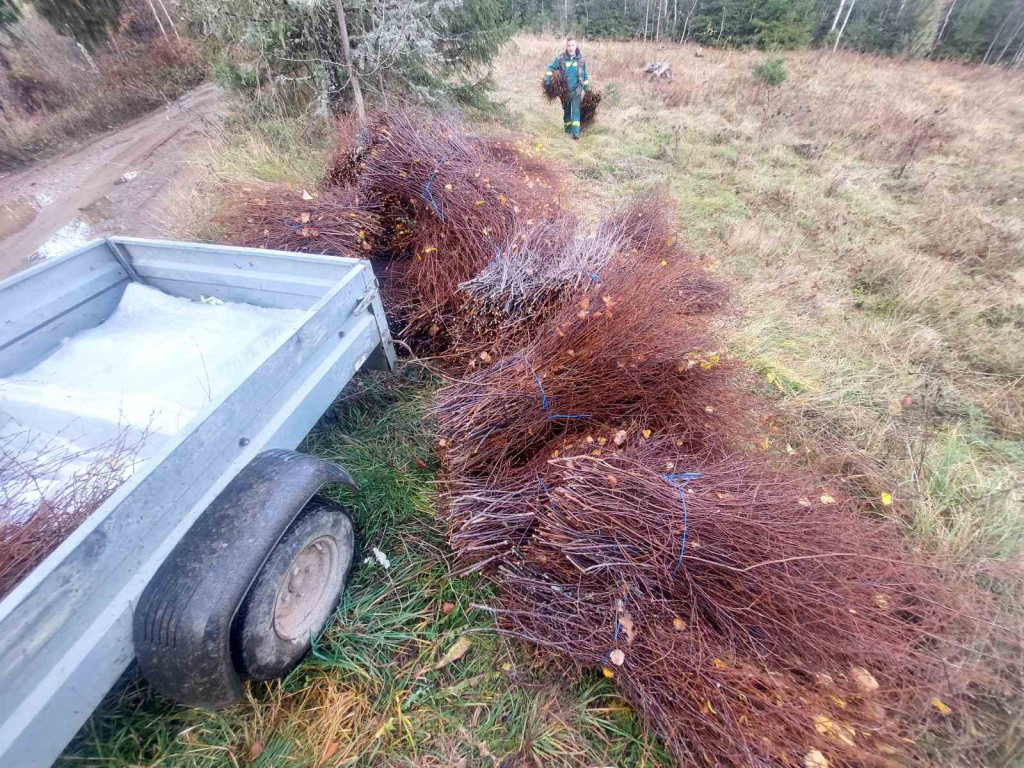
1, 283, 305, 516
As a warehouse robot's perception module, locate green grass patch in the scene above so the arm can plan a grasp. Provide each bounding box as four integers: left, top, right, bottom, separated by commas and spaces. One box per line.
59, 368, 668, 767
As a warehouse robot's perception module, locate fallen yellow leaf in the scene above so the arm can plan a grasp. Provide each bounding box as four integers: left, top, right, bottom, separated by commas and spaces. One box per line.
814, 714, 856, 746
433, 636, 472, 670
804, 749, 829, 768
931, 697, 951, 716
820, 494, 836, 504
672, 617, 687, 631
602, 667, 615, 678
881, 492, 893, 506
852, 666, 879, 694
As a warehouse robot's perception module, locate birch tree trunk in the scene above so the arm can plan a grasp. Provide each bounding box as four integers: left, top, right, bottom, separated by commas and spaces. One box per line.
934, 0, 959, 51
983, 11, 1012, 63
145, 0, 169, 39
682, 0, 699, 42
997, 10, 1024, 64
156, 0, 179, 39
831, 0, 847, 32
834, 0, 857, 51
335, 0, 366, 122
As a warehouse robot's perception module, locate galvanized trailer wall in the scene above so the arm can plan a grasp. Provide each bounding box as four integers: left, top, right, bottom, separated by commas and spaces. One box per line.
0, 239, 394, 767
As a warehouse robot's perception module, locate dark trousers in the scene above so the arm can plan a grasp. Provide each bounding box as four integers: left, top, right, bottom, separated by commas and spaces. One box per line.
561, 93, 581, 137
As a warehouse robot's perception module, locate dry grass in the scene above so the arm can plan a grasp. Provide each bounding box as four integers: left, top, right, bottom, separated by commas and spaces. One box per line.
497, 36, 1024, 564
60, 37, 1024, 767
0, 15, 205, 172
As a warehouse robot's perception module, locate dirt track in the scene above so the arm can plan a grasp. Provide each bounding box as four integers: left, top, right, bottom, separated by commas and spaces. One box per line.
0, 84, 224, 280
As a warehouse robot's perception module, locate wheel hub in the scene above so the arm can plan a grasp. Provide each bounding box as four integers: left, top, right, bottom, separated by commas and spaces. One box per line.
272, 535, 339, 642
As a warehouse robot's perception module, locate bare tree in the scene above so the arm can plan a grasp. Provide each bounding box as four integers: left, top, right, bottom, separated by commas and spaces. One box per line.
681, 0, 699, 42
934, 0, 959, 51
156, 0, 179, 39
335, 0, 365, 122
830, 0, 847, 32
834, 0, 857, 52
996, 6, 1024, 64
144, 0, 168, 38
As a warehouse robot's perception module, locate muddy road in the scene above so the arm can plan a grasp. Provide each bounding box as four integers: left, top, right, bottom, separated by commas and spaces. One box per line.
0, 84, 225, 280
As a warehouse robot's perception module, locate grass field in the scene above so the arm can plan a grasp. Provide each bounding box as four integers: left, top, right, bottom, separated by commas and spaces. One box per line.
500, 37, 1023, 561
61, 36, 1023, 766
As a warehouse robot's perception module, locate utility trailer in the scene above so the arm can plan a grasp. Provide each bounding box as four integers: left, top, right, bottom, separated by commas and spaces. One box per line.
0, 237, 395, 767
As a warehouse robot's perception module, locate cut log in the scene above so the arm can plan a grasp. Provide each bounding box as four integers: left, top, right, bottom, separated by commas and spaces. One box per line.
642, 61, 673, 79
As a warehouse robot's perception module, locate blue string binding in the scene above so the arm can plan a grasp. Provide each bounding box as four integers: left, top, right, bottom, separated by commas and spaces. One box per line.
662, 472, 703, 576
532, 369, 590, 421
422, 156, 448, 221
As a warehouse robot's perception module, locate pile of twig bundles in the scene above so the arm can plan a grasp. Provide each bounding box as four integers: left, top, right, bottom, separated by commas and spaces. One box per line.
580, 89, 602, 130
453, 213, 615, 350
451, 442, 1015, 767
452, 194, 721, 353
540, 69, 602, 129
217, 184, 380, 257
342, 109, 561, 325
541, 68, 569, 102
434, 257, 740, 478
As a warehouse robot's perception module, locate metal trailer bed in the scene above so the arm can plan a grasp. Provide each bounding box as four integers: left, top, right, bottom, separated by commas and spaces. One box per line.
0, 237, 395, 767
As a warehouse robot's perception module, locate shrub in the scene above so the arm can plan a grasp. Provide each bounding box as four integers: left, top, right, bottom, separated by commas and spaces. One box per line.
753, 56, 788, 88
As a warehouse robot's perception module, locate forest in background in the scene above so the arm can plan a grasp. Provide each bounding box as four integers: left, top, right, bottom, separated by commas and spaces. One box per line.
507, 0, 1024, 63
2, 0, 1022, 146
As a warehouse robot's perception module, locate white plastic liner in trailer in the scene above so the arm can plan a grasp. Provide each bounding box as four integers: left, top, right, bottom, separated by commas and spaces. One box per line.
0, 283, 305, 514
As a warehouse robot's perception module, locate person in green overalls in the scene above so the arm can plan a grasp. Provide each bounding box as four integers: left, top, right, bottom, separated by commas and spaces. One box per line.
544, 36, 590, 140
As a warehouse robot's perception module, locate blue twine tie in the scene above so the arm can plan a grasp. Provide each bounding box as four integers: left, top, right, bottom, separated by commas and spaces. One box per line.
532, 369, 590, 421
663, 472, 702, 576
422, 156, 448, 221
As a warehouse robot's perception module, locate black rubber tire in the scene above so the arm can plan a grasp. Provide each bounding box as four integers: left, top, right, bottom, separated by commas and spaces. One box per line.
234, 499, 354, 680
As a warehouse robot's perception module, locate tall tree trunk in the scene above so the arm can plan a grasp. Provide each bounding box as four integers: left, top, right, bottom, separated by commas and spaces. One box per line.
682, 0, 698, 41
934, 0, 959, 51
145, 0, 169, 38
156, 0, 179, 39
335, 0, 365, 122
834, 0, 857, 51
719, 0, 726, 40
983, 10, 1012, 63
656, 0, 663, 40
997, 9, 1024, 64
830, 0, 847, 32
644, 0, 652, 40
673, 0, 678, 36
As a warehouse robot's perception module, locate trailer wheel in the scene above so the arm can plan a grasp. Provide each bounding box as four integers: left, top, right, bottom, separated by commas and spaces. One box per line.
234, 499, 354, 680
